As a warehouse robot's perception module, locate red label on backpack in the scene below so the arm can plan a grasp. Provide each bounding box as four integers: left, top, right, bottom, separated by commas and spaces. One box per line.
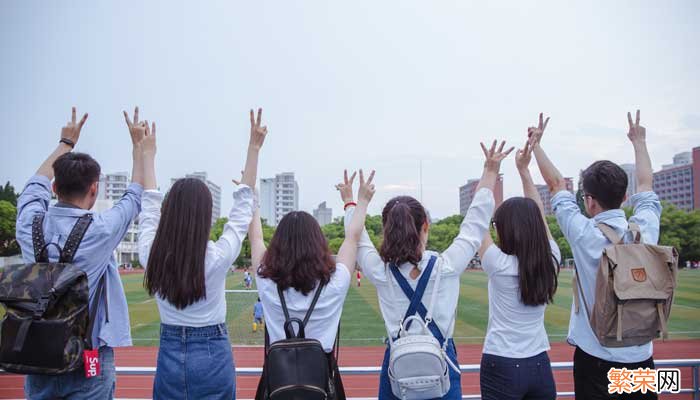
83, 349, 100, 378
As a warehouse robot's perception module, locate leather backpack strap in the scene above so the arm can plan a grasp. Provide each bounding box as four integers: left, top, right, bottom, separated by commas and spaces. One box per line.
627, 222, 642, 244
85, 273, 107, 349
302, 282, 325, 327
32, 214, 47, 262
60, 214, 93, 263
573, 263, 592, 320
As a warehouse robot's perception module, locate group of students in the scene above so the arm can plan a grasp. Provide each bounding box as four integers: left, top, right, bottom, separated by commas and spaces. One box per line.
12, 105, 661, 400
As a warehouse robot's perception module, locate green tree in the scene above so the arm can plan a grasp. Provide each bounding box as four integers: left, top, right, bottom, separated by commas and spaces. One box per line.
211, 217, 276, 267
0, 182, 17, 206
0, 200, 19, 256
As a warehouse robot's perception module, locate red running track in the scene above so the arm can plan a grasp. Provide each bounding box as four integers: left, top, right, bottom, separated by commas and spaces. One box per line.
1, 340, 698, 399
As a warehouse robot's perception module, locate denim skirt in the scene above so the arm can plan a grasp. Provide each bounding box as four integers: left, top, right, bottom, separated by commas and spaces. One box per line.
153, 323, 235, 400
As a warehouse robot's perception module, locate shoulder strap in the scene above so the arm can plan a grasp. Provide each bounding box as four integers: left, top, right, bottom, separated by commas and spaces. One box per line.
32, 214, 47, 262
573, 264, 591, 319
275, 282, 325, 339
60, 214, 93, 263
596, 223, 622, 245
628, 222, 642, 244
276, 285, 291, 322
85, 273, 107, 349
303, 282, 325, 326
390, 256, 436, 322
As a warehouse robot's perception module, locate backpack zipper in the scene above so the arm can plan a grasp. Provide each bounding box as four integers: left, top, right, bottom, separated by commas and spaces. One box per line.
269, 384, 327, 398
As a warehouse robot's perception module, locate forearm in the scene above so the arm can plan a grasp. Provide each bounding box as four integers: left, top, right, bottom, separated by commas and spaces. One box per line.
142, 152, 157, 190
36, 143, 73, 179
533, 145, 566, 193
346, 201, 369, 242
632, 141, 653, 192
241, 146, 261, 188
476, 168, 499, 192
131, 147, 144, 186
519, 168, 545, 215
248, 208, 266, 267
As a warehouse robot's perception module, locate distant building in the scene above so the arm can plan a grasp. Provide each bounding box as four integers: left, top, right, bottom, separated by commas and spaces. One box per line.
653, 147, 700, 211
260, 172, 299, 226
171, 171, 221, 226
460, 174, 503, 215
535, 177, 574, 215
313, 201, 333, 226
94, 173, 138, 266
620, 163, 637, 207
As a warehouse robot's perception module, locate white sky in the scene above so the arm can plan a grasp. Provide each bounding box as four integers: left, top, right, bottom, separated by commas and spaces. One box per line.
1, 1, 699, 218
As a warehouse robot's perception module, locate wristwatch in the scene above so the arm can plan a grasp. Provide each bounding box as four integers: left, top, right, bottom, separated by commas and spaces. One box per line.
59, 138, 75, 148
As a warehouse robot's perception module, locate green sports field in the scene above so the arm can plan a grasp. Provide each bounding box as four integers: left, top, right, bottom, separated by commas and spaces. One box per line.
124, 269, 700, 346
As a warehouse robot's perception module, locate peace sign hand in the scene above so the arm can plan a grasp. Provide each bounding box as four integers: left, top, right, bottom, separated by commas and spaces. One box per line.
515, 140, 533, 172
358, 169, 376, 204
61, 106, 88, 145
480, 140, 515, 172
335, 169, 357, 204
123, 106, 147, 145
249, 108, 268, 150
527, 112, 550, 147
627, 109, 646, 144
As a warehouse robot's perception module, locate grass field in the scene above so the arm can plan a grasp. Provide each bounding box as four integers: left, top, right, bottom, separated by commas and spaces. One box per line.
123, 268, 700, 346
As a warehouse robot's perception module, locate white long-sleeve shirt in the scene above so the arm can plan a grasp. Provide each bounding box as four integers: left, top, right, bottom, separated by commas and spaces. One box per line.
138, 185, 255, 327
344, 188, 495, 339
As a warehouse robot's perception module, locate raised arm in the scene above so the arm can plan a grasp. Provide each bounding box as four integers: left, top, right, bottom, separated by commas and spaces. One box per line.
123, 107, 150, 186
249, 207, 266, 269
241, 108, 267, 188
444, 140, 512, 274
337, 170, 375, 272
627, 110, 652, 193
515, 140, 552, 239
36, 107, 88, 179
529, 113, 567, 194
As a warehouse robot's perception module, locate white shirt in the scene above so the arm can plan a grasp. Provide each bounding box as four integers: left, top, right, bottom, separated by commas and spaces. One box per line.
138, 185, 254, 327
480, 240, 561, 358
256, 265, 351, 352
344, 188, 495, 340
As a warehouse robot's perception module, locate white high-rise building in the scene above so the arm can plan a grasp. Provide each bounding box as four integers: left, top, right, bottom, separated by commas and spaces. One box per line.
313, 201, 332, 226
95, 172, 138, 266
170, 171, 222, 226
260, 172, 299, 226
620, 163, 637, 207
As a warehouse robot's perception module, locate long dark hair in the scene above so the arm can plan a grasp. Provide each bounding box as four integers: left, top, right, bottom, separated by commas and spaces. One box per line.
493, 197, 559, 306
258, 211, 335, 295
379, 196, 427, 267
144, 178, 212, 309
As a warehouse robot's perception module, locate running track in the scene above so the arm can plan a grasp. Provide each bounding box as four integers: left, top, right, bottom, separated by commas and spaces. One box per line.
1, 340, 698, 399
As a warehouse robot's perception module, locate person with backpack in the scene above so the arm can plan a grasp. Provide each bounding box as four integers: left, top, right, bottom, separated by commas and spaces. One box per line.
137, 108, 267, 399
530, 111, 669, 400
477, 140, 560, 400
250, 169, 376, 400
7, 106, 147, 399
343, 140, 513, 400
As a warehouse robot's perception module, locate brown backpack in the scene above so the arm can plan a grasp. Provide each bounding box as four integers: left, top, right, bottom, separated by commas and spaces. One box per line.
573, 222, 678, 347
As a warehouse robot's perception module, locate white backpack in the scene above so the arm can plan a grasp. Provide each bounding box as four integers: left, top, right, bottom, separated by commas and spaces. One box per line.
386, 257, 460, 400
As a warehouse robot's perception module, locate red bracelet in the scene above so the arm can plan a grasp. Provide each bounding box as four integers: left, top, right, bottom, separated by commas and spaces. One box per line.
344, 202, 357, 210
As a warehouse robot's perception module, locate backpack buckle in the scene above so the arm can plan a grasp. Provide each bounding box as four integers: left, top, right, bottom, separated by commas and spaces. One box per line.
34, 294, 51, 318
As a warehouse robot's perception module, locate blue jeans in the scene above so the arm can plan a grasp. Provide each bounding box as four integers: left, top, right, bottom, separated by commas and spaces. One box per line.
154, 323, 235, 400
378, 338, 462, 400
480, 351, 556, 400
25, 346, 116, 400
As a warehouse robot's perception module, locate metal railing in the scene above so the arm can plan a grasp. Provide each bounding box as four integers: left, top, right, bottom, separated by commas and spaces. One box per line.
71, 358, 700, 399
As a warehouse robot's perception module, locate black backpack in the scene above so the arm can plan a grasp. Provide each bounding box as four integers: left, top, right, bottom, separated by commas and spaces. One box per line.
0, 214, 104, 375
256, 283, 344, 400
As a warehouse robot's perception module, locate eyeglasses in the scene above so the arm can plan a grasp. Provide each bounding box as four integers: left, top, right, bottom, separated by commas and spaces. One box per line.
583, 192, 596, 199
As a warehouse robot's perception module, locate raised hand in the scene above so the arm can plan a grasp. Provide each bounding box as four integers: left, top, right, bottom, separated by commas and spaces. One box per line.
61, 107, 88, 146
335, 170, 357, 204
527, 112, 550, 147
142, 121, 157, 157
480, 140, 515, 172
627, 109, 646, 144
249, 108, 268, 150
515, 140, 533, 171
358, 169, 376, 204
123, 106, 148, 145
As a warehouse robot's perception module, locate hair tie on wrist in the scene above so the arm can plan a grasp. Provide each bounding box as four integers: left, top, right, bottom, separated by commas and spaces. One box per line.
59, 138, 75, 149
344, 202, 357, 210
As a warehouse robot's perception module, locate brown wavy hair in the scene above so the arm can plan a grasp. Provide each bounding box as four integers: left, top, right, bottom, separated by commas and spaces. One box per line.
379, 196, 427, 267
258, 211, 335, 295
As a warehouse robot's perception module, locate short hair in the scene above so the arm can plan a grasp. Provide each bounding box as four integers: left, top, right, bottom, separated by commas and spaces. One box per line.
52, 152, 101, 199
581, 160, 628, 210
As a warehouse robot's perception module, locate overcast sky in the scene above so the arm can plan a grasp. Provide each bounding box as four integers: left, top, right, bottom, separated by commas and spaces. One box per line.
1, 1, 699, 219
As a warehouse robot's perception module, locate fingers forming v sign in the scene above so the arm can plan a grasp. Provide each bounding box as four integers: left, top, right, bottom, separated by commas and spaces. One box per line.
627, 109, 646, 143
249, 108, 268, 150
358, 169, 376, 203
527, 112, 550, 146
335, 169, 357, 204
515, 140, 533, 171
123, 106, 147, 145
61, 106, 88, 144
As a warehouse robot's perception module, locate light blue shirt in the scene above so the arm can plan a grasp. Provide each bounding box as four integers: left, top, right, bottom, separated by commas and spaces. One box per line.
254, 302, 264, 319
15, 175, 143, 348
551, 190, 662, 363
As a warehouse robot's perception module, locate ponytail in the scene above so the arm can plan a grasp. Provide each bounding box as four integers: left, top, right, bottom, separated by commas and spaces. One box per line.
379, 196, 427, 267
